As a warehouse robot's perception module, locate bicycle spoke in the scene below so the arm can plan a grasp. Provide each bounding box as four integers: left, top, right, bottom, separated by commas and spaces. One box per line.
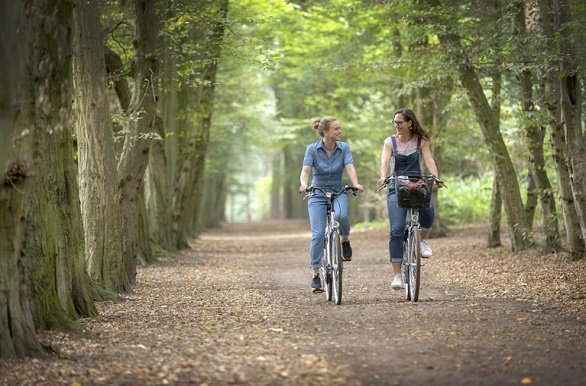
323, 241, 332, 301
332, 231, 343, 305
409, 227, 421, 302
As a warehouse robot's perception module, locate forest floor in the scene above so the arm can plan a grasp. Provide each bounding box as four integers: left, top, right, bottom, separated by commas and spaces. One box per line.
1, 220, 585, 386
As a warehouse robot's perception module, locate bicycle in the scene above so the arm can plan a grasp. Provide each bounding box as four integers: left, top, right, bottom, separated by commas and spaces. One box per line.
378, 174, 445, 302
304, 185, 360, 305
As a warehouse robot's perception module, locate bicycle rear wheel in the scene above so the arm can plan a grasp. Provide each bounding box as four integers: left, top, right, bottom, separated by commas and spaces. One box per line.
407, 227, 421, 302
321, 237, 333, 301
331, 230, 343, 305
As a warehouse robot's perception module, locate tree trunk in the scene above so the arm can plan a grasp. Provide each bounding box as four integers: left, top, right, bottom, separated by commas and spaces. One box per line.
538, 0, 586, 259
524, 172, 538, 229
0, 0, 47, 359
104, 46, 131, 112
137, 188, 154, 264
514, 1, 561, 253
458, 63, 532, 251
518, 69, 561, 253
144, 35, 175, 252
73, 0, 128, 295
271, 151, 283, 219
200, 170, 227, 229
1, 0, 99, 358
160, 45, 179, 224
488, 176, 503, 248
428, 81, 453, 238
486, 69, 504, 247
557, 0, 586, 250
543, 77, 585, 259
117, 0, 159, 284
283, 145, 306, 219
145, 116, 174, 251
172, 0, 229, 248
25, 0, 98, 331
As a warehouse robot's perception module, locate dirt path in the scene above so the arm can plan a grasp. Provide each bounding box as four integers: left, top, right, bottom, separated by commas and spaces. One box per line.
1, 220, 585, 385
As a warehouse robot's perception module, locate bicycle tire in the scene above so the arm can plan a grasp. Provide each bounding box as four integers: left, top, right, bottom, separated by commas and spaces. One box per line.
322, 236, 333, 301
408, 227, 421, 301
402, 235, 411, 301
331, 230, 343, 305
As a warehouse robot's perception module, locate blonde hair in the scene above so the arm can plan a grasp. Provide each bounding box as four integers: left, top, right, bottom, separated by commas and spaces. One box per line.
310, 116, 338, 137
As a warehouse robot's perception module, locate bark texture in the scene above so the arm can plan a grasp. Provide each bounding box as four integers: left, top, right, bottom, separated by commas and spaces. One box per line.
0, 1, 46, 358
73, 0, 127, 294
2, 0, 98, 359
538, 0, 586, 259
557, 1, 586, 250
26, 0, 97, 330
458, 63, 532, 251
172, 0, 229, 248
117, 0, 160, 284
518, 69, 560, 253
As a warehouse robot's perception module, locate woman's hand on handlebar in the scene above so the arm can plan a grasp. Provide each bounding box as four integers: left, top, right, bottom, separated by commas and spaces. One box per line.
431, 174, 447, 189
299, 184, 307, 194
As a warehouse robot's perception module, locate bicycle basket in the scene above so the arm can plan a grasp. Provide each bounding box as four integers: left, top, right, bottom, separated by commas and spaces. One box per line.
395, 175, 434, 208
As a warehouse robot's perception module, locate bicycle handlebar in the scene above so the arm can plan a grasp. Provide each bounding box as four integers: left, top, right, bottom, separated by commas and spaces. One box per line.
377, 174, 447, 192
303, 185, 361, 200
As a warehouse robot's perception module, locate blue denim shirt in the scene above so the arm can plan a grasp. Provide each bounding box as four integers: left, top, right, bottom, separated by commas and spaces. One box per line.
303, 140, 353, 191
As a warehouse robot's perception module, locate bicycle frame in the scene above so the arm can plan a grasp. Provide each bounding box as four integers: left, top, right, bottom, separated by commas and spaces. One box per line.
403, 207, 422, 301
323, 191, 341, 303
379, 174, 445, 302
304, 186, 359, 305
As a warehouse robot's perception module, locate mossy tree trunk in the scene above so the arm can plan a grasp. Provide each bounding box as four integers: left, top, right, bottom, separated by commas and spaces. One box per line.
556, 0, 586, 253
457, 62, 532, 251
514, 2, 560, 253
73, 0, 128, 295
538, 0, 586, 259
1, 0, 97, 359
172, 0, 229, 248
117, 0, 160, 284
0, 0, 46, 359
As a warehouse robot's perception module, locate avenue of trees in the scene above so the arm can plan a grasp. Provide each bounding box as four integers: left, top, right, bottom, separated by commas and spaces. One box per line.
1, 0, 585, 358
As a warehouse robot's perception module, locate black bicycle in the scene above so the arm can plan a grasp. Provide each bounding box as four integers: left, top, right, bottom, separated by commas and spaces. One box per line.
304, 185, 360, 305
379, 175, 444, 301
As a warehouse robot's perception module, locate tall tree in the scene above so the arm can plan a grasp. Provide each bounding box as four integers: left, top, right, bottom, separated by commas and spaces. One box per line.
433, 0, 532, 251
171, 0, 229, 248
538, 0, 586, 259
1, 0, 97, 358
117, 0, 160, 282
516, 1, 560, 253
0, 0, 46, 359
556, 0, 586, 248
73, 0, 128, 295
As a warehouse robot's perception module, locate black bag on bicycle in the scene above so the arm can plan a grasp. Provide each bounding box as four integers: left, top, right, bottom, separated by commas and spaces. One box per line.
395, 175, 433, 208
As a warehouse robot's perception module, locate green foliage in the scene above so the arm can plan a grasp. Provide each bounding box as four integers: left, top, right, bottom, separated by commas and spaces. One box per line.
440, 173, 493, 225
183, 0, 584, 225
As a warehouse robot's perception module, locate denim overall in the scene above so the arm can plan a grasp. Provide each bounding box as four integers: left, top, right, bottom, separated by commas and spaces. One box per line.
386, 136, 434, 263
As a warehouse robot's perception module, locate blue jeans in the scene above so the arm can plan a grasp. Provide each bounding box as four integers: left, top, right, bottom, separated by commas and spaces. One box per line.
307, 193, 350, 269
387, 191, 434, 263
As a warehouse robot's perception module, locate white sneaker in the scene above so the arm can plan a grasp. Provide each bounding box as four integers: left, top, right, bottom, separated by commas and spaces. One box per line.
420, 240, 432, 258
391, 274, 404, 290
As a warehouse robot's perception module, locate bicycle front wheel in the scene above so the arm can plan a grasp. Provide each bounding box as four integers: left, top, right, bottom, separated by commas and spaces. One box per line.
331, 230, 343, 305
322, 238, 333, 301
407, 226, 422, 302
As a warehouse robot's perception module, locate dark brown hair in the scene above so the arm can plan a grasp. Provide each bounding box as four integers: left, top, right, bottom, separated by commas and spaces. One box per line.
394, 108, 430, 141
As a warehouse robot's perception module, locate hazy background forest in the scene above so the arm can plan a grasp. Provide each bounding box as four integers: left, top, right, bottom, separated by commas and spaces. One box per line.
1, 0, 585, 359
